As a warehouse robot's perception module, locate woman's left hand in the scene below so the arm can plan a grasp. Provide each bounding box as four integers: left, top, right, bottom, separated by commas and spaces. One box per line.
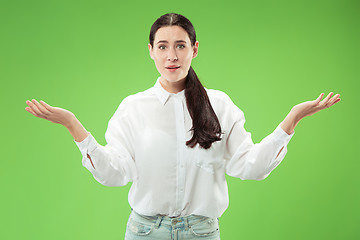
291, 92, 341, 120
280, 92, 341, 135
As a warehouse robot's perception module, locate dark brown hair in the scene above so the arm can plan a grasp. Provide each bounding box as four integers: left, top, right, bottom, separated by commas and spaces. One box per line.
149, 13, 223, 149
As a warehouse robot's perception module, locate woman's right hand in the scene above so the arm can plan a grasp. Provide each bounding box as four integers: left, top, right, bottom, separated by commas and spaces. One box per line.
25, 99, 76, 128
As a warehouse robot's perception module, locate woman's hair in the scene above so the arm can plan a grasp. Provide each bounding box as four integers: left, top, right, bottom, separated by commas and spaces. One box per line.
149, 13, 223, 149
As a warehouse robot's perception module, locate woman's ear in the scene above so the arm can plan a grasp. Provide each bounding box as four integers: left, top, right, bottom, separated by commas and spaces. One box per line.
148, 43, 154, 60
192, 41, 199, 59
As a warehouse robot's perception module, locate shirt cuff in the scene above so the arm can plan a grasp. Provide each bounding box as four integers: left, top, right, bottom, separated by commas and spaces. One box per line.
74, 132, 98, 157
272, 124, 295, 147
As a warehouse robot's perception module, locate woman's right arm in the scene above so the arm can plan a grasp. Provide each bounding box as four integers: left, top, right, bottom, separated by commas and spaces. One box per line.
25, 99, 136, 186
25, 99, 96, 168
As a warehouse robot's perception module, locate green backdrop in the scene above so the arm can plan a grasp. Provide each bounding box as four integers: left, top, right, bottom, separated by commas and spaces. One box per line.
2, 0, 359, 239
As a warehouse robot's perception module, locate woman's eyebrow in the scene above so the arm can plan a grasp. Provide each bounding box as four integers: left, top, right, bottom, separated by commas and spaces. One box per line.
156, 40, 187, 45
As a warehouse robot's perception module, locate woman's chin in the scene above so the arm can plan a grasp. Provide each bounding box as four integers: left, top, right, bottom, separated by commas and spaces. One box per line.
160, 75, 186, 83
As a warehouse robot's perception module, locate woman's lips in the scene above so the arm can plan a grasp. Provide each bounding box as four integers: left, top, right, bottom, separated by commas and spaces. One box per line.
166, 66, 180, 72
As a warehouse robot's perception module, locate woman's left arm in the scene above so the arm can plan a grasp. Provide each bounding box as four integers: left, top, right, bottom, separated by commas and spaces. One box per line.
224, 91, 341, 180
280, 92, 341, 135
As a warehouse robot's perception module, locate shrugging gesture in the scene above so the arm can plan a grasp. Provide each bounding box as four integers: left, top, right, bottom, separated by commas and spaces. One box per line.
280, 92, 341, 135
25, 92, 341, 143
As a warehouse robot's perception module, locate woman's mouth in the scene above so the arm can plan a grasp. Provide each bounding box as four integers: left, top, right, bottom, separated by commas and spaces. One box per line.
166, 66, 180, 72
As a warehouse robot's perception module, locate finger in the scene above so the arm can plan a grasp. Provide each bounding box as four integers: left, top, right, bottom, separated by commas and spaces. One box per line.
315, 93, 324, 104
323, 92, 334, 102
27, 99, 50, 119
334, 98, 341, 104
320, 92, 333, 107
26, 100, 42, 115
328, 94, 340, 106
331, 96, 341, 105
25, 106, 39, 117
40, 100, 54, 112
32, 99, 51, 115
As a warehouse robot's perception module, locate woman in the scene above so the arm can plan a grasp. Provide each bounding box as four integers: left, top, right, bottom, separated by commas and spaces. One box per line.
25, 13, 340, 240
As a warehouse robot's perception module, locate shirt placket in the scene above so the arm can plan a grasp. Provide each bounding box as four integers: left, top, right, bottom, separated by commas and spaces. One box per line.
173, 95, 186, 216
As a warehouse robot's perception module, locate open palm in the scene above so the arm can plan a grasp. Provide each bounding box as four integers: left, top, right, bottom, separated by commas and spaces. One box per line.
291, 92, 341, 120
25, 99, 75, 127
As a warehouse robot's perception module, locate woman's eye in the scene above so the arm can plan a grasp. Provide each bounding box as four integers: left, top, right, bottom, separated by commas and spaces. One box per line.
158, 45, 184, 50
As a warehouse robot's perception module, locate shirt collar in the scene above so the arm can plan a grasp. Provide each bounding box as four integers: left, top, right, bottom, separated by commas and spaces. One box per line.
153, 77, 185, 105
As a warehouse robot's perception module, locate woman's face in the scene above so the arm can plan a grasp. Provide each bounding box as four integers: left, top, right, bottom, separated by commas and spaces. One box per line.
148, 26, 199, 89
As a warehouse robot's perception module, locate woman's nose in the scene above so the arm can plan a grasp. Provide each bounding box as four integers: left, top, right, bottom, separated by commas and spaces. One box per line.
167, 48, 178, 61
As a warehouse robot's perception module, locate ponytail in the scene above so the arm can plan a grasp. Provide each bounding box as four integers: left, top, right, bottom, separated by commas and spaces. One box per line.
149, 13, 222, 149
185, 66, 223, 149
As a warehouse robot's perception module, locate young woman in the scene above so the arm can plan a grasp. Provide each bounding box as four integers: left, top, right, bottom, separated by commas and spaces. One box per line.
25, 13, 341, 240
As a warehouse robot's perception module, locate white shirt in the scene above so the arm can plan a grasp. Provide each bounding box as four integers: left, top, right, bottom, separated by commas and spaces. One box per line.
74, 77, 294, 218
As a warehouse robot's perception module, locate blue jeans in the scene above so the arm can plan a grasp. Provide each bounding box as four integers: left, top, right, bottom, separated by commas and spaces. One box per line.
125, 209, 221, 240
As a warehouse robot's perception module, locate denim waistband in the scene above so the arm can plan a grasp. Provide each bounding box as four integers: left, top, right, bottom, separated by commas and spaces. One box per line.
130, 209, 217, 230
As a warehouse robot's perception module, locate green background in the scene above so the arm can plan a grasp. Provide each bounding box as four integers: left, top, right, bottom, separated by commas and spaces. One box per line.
1, 0, 359, 239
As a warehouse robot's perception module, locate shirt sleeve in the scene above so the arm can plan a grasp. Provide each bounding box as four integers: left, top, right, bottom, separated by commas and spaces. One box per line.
224, 104, 294, 180
74, 99, 137, 187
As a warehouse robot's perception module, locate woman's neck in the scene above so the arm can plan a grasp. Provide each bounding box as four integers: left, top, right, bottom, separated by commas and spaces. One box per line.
159, 77, 186, 93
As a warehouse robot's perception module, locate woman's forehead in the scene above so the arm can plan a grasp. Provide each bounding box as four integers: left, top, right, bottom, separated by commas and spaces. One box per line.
154, 26, 190, 43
